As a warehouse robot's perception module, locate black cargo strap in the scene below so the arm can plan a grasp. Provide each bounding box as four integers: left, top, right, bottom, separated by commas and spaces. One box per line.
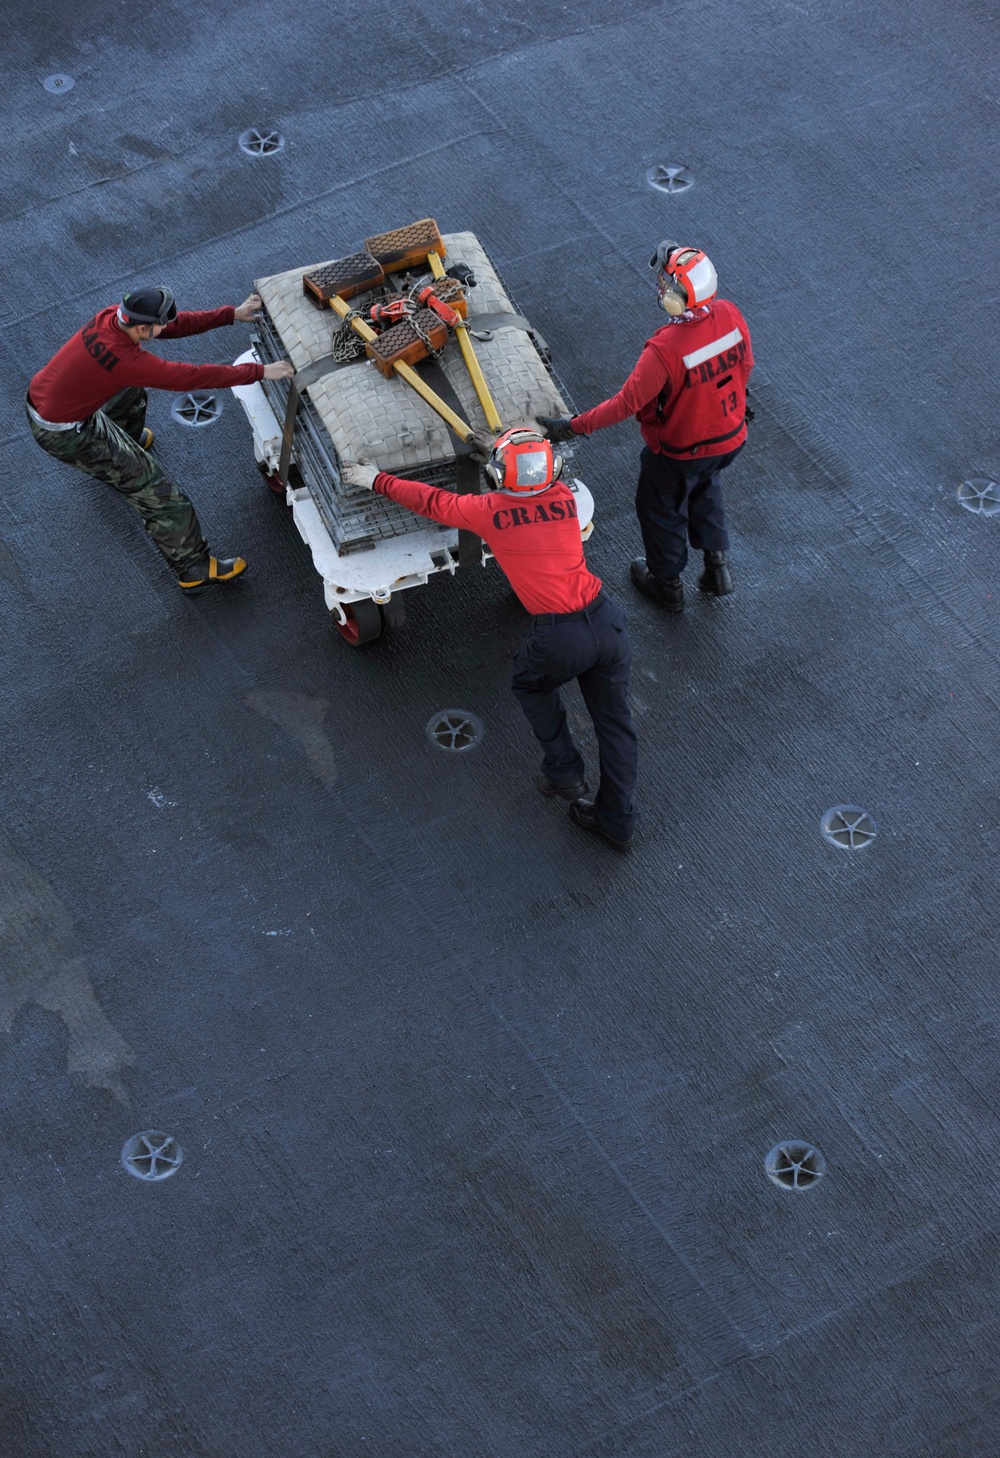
278, 354, 340, 486
464, 311, 532, 338
414, 355, 482, 566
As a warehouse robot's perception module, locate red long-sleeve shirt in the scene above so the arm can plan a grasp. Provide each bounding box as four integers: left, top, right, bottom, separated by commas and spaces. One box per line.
572, 299, 753, 459
374, 472, 601, 614
28, 304, 265, 422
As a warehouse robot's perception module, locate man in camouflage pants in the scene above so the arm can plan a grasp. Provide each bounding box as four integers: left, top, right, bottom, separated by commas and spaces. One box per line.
27, 385, 212, 578
26, 285, 294, 590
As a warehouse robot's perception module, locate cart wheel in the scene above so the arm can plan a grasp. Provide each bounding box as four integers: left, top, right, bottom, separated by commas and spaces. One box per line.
379, 597, 406, 633
256, 460, 286, 495
333, 599, 384, 647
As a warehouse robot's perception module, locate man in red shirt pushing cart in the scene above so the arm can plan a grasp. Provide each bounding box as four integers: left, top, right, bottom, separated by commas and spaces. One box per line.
540, 241, 753, 615
26, 285, 294, 590
343, 427, 638, 851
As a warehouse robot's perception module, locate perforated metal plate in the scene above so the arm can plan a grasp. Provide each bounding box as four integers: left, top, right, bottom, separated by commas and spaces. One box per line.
426, 710, 484, 752
121, 1131, 184, 1182
646, 164, 694, 194
765, 1141, 826, 1192
820, 805, 877, 850
956, 478, 1000, 516
171, 391, 222, 427
239, 128, 285, 156
43, 74, 75, 93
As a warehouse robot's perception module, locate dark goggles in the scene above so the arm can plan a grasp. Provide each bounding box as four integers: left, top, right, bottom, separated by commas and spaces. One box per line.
649, 240, 680, 272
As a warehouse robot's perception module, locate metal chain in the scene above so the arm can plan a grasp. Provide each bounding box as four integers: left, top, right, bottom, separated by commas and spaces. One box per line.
331, 308, 368, 363
402, 275, 450, 360
409, 309, 446, 360
332, 278, 464, 365
434, 276, 466, 308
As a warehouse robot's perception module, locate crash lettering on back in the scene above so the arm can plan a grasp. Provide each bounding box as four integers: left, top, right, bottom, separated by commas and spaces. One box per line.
685, 333, 746, 390
684, 337, 746, 389
492, 496, 577, 531
80, 319, 120, 374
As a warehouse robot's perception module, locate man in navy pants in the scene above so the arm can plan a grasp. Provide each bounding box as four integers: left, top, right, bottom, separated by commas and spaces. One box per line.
541, 241, 753, 614
511, 595, 634, 848
343, 427, 637, 850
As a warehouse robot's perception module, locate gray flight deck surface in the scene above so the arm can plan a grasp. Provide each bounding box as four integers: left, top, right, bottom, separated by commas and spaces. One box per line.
1, 1, 997, 1454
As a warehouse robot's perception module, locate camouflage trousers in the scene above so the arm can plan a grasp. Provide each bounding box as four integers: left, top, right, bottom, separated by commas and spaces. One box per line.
26, 387, 210, 574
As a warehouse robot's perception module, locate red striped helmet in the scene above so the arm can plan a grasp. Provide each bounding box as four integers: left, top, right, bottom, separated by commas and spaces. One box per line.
650, 243, 717, 314
485, 426, 561, 493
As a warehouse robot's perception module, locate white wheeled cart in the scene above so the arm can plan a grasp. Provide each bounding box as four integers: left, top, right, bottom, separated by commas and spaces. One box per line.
231, 227, 594, 646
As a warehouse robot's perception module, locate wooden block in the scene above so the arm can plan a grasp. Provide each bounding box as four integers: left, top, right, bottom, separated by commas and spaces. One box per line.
365, 309, 449, 378
303, 252, 384, 307
364, 219, 446, 274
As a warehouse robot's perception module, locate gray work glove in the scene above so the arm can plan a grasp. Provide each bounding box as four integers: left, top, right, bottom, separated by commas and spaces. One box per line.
341, 460, 378, 489
537, 414, 577, 444
467, 428, 496, 464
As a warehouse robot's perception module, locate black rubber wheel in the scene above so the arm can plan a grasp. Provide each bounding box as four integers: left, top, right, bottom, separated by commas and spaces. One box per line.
333, 598, 383, 646
256, 460, 286, 495
379, 597, 406, 633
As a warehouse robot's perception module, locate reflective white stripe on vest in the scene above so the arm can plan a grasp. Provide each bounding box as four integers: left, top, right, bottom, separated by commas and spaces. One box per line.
682, 328, 743, 370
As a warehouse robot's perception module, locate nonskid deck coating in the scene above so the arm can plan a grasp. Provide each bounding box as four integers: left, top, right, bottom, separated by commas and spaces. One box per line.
2, 1, 999, 1455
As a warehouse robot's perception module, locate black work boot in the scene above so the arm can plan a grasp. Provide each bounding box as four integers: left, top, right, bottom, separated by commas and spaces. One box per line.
697, 550, 734, 596
630, 558, 684, 614
569, 799, 634, 851
178, 556, 248, 592
537, 771, 589, 802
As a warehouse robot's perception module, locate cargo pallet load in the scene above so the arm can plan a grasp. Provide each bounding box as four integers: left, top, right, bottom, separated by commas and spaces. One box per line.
231, 219, 594, 646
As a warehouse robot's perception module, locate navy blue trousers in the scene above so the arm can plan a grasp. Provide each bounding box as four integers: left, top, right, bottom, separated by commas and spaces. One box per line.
511, 593, 637, 841
636, 443, 742, 578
